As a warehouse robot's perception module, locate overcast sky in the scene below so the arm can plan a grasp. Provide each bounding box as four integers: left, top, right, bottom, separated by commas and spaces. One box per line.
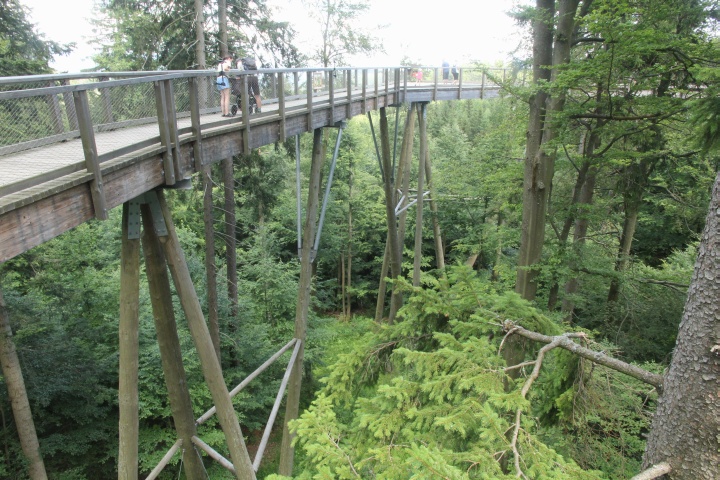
20, 0, 527, 72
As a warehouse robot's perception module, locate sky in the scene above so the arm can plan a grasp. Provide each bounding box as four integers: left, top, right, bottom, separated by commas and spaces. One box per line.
20, 0, 527, 72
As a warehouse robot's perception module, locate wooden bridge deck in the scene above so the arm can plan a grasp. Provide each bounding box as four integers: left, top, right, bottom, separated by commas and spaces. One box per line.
0, 67, 505, 263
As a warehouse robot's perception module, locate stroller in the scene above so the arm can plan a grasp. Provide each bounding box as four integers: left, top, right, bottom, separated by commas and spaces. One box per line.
229, 57, 260, 116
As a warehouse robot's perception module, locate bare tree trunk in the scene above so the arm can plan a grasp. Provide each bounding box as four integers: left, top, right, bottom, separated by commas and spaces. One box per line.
194, 0, 206, 69
642, 170, 720, 479
218, 0, 228, 57
515, 0, 555, 301
279, 129, 325, 476
0, 288, 47, 480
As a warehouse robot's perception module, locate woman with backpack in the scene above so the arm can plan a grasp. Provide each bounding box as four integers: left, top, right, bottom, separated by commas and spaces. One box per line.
217, 56, 233, 117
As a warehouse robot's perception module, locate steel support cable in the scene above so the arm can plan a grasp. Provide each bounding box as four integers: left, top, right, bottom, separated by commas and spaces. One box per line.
367, 112, 385, 184
311, 124, 344, 262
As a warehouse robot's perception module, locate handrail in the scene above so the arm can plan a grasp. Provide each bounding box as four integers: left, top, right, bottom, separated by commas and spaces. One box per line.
0, 66, 514, 213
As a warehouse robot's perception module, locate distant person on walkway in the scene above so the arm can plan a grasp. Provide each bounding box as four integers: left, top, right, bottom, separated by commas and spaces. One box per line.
239, 57, 263, 113
442, 59, 450, 84
411, 68, 423, 86
217, 56, 232, 117
452, 62, 459, 84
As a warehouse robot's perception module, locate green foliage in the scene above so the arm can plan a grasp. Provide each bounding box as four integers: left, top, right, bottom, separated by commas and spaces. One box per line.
0, 0, 72, 76
288, 267, 657, 479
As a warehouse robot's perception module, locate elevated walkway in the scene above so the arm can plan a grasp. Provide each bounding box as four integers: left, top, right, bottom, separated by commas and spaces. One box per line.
0, 66, 510, 262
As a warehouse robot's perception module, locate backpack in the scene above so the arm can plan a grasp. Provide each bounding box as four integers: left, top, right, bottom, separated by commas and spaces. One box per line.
241, 57, 257, 70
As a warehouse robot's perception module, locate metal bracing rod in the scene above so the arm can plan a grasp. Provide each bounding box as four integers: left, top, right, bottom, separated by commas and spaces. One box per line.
191, 436, 236, 474
252, 340, 302, 472
367, 112, 385, 184
295, 135, 302, 258
195, 338, 298, 426
396, 191, 430, 216
145, 439, 183, 480
311, 124, 345, 261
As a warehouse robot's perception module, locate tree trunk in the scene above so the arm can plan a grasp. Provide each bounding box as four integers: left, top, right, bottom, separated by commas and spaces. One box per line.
218, 0, 228, 57
642, 170, 720, 479
0, 288, 47, 480
194, 0, 205, 69
515, 0, 555, 301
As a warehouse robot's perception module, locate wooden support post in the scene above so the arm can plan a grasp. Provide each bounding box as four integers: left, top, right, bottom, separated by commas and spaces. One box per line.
202, 165, 221, 362
379, 107, 404, 322
154, 191, 256, 479
293, 72, 299, 95
145, 439, 182, 480
119, 203, 140, 480
0, 288, 48, 480
424, 147, 445, 271
481, 71, 486, 99
433, 67, 439, 101
457, 68, 463, 99
153, 81, 176, 186
223, 157, 238, 318
413, 103, 428, 286
188, 77, 204, 170
374, 68, 379, 104
73, 89, 108, 220
279, 129, 325, 476
140, 204, 207, 480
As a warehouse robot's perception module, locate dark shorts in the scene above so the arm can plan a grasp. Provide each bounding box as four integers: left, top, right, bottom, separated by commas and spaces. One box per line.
248, 75, 260, 96
443, 69, 449, 80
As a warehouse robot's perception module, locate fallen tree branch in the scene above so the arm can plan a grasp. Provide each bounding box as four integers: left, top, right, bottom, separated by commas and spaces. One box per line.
630, 462, 672, 480
502, 322, 664, 390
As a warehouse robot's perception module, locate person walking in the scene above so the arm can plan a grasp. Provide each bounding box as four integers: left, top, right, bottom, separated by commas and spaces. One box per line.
217, 56, 232, 117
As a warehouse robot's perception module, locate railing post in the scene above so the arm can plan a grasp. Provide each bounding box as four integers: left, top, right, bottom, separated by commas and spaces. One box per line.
329, 69, 335, 121
188, 77, 204, 170
346, 69, 353, 119
278, 74, 287, 142
481, 70, 486, 99
306, 71, 313, 132
374, 68, 379, 105
361, 69, 367, 114
293, 72, 299, 95
241, 74, 251, 155
47, 81, 64, 135
457, 68, 463, 99
73, 89, 108, 220
271, 72, 277, 99
99, 76, 115, 124
61, 79, 79, 131
153, 81, 176, 186
162, 79, 184, 180
433, 67, 438, 101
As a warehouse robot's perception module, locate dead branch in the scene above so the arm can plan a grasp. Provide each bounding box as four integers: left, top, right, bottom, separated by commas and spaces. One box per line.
502, 322, 664, 390
630, 462, 672, 480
